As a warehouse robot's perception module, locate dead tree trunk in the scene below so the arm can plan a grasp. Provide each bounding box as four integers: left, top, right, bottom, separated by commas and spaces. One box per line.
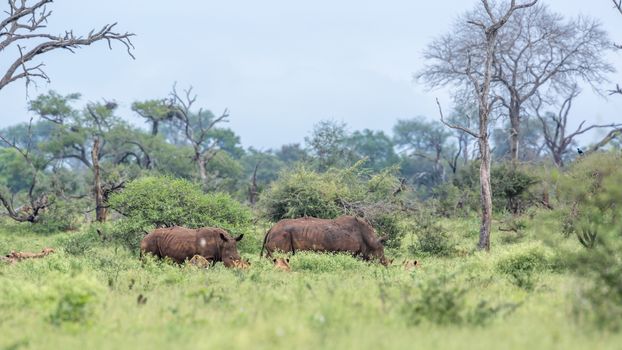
478, 133, 493, 250
92, 137, 106, 222
437, 0, 538, 251
248, 162, 260, 205
509, 100, 521, 164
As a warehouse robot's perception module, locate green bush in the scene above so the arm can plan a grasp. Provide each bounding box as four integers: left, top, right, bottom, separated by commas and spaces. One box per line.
496, 245, 550, 290
31, 198, 83, 234
491, 164, 539, 214
409, 208, 455, 256
49, 276, 101, 326
438, 161, 538, 215
402, 273, 516, 326
559, 152, 622, 330
59, 230, 100, 256
108, 176, 253, 252
258, 163, 410, 248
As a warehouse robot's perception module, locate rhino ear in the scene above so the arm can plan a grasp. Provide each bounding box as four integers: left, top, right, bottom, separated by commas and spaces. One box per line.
235, 234, 244, 242
378, 235, 388, 243
219, 233, 228, 242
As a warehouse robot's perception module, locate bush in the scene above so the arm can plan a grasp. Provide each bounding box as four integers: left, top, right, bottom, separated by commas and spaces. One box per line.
572, 232, 622, 331
437, 161, 538, 216
259, 163, 410, 248
59, 230, 100, 256
496, 245, 550, 290
49, 275, 101, 326
402, 273, 517, 326
491, 164, 539, 214
31, 198, 83, 234
559, 152, 622, 330
108, 176, 253, 252
409, 208, 455, 256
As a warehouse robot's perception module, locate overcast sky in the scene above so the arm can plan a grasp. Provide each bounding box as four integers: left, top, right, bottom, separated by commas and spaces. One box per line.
0, 0, 620, 149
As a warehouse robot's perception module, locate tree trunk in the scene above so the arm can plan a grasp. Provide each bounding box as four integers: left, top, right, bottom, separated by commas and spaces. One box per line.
197, 151, 207, 183
151, 120, 159, 136
92, 137, 106, 222
509, 101, 521, 164
462, 137, 469, 165
477, 133, 493, 251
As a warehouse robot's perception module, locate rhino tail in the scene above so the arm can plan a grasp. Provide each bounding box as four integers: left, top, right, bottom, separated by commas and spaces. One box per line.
260, 227, 271, 258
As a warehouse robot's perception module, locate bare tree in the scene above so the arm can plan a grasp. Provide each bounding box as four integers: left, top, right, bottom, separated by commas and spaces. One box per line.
423, 0, 538, 251
0, 0, 134, 92
419, 2, 613, 164
533, 86, 622, 167
495, 5, 612, 162
0, 118, 49, 222
612, 0, 622, 95
168, 85, 230, 183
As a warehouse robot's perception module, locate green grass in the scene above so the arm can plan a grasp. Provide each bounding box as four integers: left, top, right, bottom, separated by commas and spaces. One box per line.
1, 216, 620, 350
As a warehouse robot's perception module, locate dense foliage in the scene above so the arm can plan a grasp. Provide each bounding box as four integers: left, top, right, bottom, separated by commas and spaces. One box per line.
258, 162, 410, 248
108, 176, 253, 251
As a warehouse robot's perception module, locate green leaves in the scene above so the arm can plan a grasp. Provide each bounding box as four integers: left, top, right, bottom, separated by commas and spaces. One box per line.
108, 176, 253, 251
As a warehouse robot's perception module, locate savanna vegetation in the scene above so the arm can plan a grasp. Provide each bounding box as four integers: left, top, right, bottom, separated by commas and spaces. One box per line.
1, 0, 622, 349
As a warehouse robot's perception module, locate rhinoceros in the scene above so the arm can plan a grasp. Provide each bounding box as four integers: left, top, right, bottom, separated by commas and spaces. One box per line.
260, 216, 390, 265
140, 226, 244, 267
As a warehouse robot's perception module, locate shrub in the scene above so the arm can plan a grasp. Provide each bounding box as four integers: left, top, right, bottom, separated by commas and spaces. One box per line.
491, 164, 539, 214
409, 208, 455, 256
59, 230, 100, 256
20, 197, 85, 235
572, 232, 622, 331
402, 273, 517, 326
108, 176, 253, 252
496, 245, 550, 290
439, 161, 538, 215
49, 276, 101, 326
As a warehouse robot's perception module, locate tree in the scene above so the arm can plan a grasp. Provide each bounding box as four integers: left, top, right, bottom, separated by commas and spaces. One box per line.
275, 143, 308, 164
393, 118, 453, 184
305, 120, 351, 171
0, 118, 50, 222
131, 100, 174, 136
494, 5, 612, 162
532, 86, 622, 166
167, 85, 230, 184
492, 116, 546, 162
612, 0, 622, 95
347, 129, 399, 172
420, 0, 538, 251
0, 0, 134, 91
29, 92, 133, 222
418, 2, 613, 164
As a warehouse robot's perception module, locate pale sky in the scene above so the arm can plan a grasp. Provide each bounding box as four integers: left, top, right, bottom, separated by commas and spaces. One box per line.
0, 0, 620, 149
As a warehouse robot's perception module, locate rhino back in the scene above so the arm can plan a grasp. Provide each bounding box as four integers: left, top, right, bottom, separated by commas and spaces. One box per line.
153, 227, 199, 263
271, 217, 363, 253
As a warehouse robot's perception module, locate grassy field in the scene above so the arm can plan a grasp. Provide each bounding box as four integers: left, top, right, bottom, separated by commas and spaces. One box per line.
1, 216, 620, 350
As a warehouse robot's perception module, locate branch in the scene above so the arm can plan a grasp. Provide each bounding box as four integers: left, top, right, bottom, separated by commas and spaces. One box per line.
436, 98, 480, 138
0, 18, 135, 91
609, 84, 622, 96
586, 128, 622, 153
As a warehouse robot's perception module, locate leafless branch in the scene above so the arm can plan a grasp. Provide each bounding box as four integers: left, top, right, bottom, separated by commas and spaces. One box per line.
436, 98, 480, 138
0, 117, 49, 222
0, 0, 135, 91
